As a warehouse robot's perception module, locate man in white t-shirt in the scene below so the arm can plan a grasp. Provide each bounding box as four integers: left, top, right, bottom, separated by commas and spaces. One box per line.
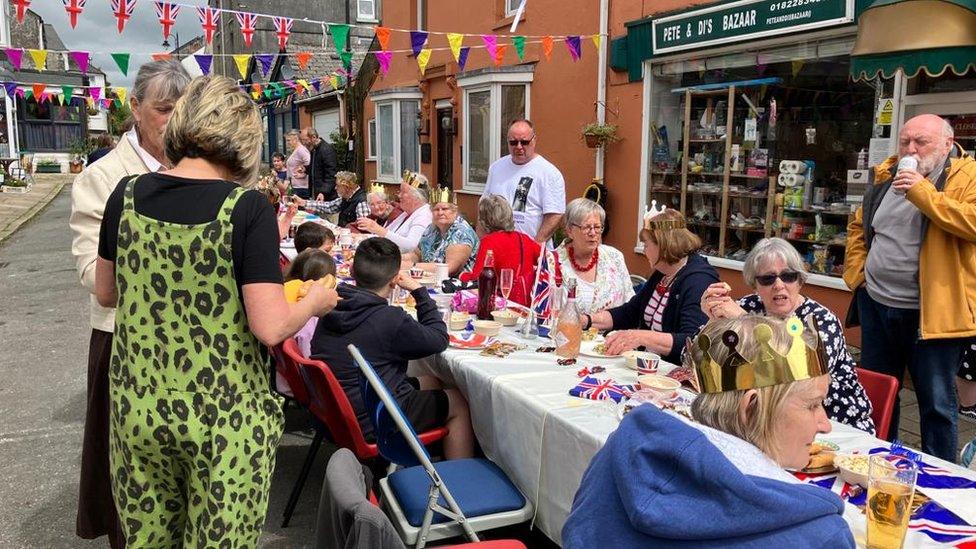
483, 119, 566, 245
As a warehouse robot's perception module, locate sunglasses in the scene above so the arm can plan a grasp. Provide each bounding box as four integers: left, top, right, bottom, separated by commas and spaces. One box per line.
508, 137, 534, 147
755, 270, 801, 286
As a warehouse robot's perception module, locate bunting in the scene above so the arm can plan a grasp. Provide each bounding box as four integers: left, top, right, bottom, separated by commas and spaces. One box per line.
590, 34, 601, 50
4, 49, 24, 71
115, 87, 127, 105
329, 74, 340, 90
194, 54, 213, 75
295, 51, 312, 71
565, 35, 581, 61
481, 35, 497, 60
111, 0, 137, 34
89, 86, 101, 102
329, 24, 350, 53
447, 33, 463, 62
410, 31, 428, 57
417, 48, 431, 75
339, 50, 353, 71
235, 12, 257, 48
375, 26, 391, 51
154, 2, 180, 40
63, 0, 87, 29
150, 53, 171, 61
61, 85, 74, 103
233, 54, 251, 79
28, 49, 48, 71
196, 6, 220, 45
272, 16, 293, 50
3, 83, 17, 99
513, 36, 525, 61
32, 84, 45, 101
69, 51, 89, 73
376, 51, 392, 77
13, 0, 30, 25
494, 44, 508, 67
256, 54, 275, 77
111, 53, 130, 76
458, 47, 470, 71
791, 59, 804, 77
542, 36, 554, 60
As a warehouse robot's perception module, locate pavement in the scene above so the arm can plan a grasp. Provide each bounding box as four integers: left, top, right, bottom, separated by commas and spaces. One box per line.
0, 184, 972, 547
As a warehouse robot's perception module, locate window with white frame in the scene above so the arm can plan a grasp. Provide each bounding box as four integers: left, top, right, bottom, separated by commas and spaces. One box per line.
357, 0, 377, 22
505, 0, 522, 17
459, 71, 532, 190
372, 92, 421, 181
367, 118, 376, 160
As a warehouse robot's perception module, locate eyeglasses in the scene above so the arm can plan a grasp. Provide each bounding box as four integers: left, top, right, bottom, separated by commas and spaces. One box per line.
755, 270, 801, 286
572, 224, 604, 234
508, 136, 535, 147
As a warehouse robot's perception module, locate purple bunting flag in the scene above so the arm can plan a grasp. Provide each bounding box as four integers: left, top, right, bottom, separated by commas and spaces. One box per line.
375, 51, 392, 77
410, 31, 428, 57
565, 36, 581, 61
256, 54, 275, 77
4, 48, 23, 71
194, 54, 213, 75
458, 47, 470, 71
311, 79, 321, 92
69, 51, 90, 73
2, 82, 17, 98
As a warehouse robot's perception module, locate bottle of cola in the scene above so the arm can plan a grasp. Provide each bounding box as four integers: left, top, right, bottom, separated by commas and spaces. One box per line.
477, 250, 497, 320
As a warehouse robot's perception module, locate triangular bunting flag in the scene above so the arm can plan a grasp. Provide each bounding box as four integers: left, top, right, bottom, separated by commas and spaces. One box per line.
329, 74, 340, 90
791, 59, 804, 77
13, 0, 30, 24
111, 0, 137, 34
375, 26, 391, 51
565, 36, 581, 61
513, 36, 526, 61
194, 54, 213, 75
3, 83, 17, 98
295, 51, 312, 71
115, 87, 127, 105
311, 80, 321, 92
23, 90, 33, 101
481, 35, 497, 59
494, 44, 507, 67
417, 48, 432, 75
235, 12, 257, 48
447, 33, 463, 62
233, 54, 251, 79
151, 53, 172, 62
154, 2, 180, 40
196, 6, 220, 45
329, 24, 350, 53
4, 49, 24, 71
410, 31, 428, 57
39, 92, 50, 104
111, 53, 130, 76
339, 50, 353, 71
28, 49, 48, 70
69, 51, 90, 73
295, 79, 310, 94
89, 86, 101, 102
591, 34, 602, 50
101, 98, 112, 109
256, 54, 275, 77
272, 16, 293, 51
542, 36, 554, 61
61, 86, 74, 103
63, 0, 87, 29
32, 84, 45, 101
375, 51, 392, 77
114, 98, 122, 109
458, 47, 470, 71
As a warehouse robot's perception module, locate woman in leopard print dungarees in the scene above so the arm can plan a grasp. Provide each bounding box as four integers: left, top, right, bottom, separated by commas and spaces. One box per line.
94, 76, 337, 547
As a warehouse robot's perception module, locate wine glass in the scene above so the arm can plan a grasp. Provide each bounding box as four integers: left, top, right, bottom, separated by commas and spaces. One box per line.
499, 268, 514, 309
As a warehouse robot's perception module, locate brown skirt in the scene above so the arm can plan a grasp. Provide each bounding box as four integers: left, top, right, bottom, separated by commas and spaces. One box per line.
76, 329, 124, 548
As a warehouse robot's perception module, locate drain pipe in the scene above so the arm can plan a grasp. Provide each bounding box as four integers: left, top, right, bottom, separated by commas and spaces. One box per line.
595, 0, 609, 182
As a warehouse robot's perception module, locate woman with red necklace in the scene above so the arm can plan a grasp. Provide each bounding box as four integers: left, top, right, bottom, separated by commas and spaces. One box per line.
554, 198, 635, 315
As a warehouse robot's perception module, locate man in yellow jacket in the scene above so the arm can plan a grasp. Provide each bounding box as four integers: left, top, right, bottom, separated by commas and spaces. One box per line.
845, 114, 976, 462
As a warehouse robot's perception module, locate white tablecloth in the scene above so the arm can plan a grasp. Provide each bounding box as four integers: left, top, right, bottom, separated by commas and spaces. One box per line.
414, 327, 976, 547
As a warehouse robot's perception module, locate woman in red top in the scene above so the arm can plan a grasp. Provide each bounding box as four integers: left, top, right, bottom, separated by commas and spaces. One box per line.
461, 194, 541, 306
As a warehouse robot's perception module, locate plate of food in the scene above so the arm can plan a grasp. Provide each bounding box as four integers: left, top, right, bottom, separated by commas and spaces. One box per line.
448, 332, 491, 350
579, 341, 622, 359
801, 440, 840, 474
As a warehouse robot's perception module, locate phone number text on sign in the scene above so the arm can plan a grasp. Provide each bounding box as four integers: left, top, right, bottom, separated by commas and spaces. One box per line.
770, 0, 825, 11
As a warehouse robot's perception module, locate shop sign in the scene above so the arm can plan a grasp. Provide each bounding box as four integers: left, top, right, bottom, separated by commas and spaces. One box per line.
651, 0, 854, 55
951, 115, 976, 138
876, 98, 894, 126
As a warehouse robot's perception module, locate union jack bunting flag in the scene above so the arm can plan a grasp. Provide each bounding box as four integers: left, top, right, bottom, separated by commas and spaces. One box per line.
235, 12, 257, 48
153, 2, 179, 40
532, 250, 555, 320
569, 376, 634, 403
272, 16, 293, 51
110, 0, 136, 33
13, 0, 31, 25
196, 7, 220, 45
62, 0, 86, 29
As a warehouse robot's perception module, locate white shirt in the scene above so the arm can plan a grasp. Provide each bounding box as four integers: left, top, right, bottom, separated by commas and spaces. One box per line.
385, 204, 432, 252
124, 128, 164, 172
483, 154, 566, 241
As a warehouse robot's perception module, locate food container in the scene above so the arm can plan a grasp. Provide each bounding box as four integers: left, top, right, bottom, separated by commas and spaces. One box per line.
491, 310, 519, 326
637, 374, 681, 392
622, 351, 660, 373
835, 454, 871, 487
473, 320, 502, 337
448, 313, 473, 331
409, 266, 426, 278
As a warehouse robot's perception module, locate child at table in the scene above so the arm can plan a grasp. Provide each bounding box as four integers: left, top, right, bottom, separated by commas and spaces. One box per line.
287, 249, 337, 357
295, 222, 335, 254
310, 237, 475, 459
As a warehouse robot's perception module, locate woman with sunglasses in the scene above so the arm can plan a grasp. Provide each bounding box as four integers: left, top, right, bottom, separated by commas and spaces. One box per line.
701, 237, 875, 433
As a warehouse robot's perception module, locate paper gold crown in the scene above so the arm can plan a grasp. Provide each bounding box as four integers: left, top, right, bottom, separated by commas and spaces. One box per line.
433, 186, 457, 204
690, 316, 828, 393
403, 169, 424, 188
369, 182, 388, 196
643, 200, 686, 231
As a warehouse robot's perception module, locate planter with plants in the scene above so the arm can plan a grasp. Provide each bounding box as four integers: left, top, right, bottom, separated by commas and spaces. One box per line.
69, 138, 93, 174
35, 159, 62, 173
581, 123, 620, 149
1, 176, 31, 193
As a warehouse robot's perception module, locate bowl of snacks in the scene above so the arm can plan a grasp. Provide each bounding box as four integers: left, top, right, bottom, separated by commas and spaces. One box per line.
834, 453, 871, 487
491, 309, 519, 326
449, 313, 473, 331
637, 374, 681, 393
473, 320, 502, 337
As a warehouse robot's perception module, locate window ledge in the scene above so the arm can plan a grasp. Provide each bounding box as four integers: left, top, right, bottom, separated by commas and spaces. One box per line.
494, 14, 525, 31
356, 18, 380, 24
366, 156, 376, 161
457, 188, 485, 196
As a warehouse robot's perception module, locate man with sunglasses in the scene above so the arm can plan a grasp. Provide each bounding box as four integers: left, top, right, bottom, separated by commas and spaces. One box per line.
845, 114, 976, 463
483, 119, 566, 246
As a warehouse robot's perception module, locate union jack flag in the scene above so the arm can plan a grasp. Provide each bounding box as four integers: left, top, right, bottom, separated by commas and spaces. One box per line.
196, 7, 220, 46
235, 12, 257, 48
272, 16, 293, 51
13, 0, 30, 25
532, 250, 553, 319
569, 376, 634, 403
62, 0, 86, 29
153, 2, 179, 40
110, 0, 136, 34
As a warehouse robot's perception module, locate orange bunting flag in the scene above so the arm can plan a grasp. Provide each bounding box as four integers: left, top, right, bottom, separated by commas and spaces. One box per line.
375, 26, 391, 51
542, 36, 554, 60
493, 44, 507, 67
295, 51, 312, 71
32, 83, 45, 100
151, 53, 172, 62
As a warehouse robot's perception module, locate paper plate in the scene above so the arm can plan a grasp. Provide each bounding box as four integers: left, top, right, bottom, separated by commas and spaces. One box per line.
579, 341, 624, 360
449, 332, 491, 350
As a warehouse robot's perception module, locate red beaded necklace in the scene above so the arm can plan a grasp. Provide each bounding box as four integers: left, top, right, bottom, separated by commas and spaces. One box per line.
568, 245, 599, 273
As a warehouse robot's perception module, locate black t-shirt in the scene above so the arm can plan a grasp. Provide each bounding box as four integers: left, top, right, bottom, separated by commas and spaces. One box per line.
98, 172, 283, 289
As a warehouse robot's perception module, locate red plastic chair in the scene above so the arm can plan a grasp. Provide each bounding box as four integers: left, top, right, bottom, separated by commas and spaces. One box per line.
269, 341, 311, 407
280, 339, 448, 527
855, 367, 899, 440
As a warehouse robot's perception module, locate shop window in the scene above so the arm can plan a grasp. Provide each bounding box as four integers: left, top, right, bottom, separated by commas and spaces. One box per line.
53, 104, 81, 124
373, 98, 420, 181
25, 100, 50, 122
459, 72, 531, 191
367, 118, 376, 160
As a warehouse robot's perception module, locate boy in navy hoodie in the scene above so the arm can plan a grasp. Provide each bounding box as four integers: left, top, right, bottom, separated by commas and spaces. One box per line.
311, 237, 474, 458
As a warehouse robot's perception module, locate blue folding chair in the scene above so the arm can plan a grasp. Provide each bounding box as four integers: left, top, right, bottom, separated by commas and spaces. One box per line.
348, 345, 533, 549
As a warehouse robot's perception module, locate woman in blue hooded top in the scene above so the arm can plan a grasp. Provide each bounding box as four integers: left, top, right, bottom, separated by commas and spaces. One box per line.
564, 314, 855, 548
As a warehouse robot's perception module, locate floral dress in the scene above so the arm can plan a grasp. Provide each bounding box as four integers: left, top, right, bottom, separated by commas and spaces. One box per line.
418, 216, 479, 272
739, 294, 876, 435
554, 243, 635, 315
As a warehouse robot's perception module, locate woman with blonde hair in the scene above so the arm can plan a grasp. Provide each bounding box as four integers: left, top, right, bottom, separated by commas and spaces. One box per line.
565, 315, 854, 548
94, 76, 337, 547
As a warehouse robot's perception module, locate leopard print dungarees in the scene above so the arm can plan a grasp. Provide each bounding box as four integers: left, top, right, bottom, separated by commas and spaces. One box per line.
108, 178, 283, 547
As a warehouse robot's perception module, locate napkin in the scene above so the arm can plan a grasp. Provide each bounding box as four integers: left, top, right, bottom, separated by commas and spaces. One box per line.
569, 376, 636, 404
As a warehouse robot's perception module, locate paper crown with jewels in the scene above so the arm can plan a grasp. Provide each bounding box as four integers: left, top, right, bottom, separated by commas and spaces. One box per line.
643, 200, 686, 231
432, 186, 457, 205
369, 182, 388, 196
689, 315, 828, 394
402, 169, 427, 188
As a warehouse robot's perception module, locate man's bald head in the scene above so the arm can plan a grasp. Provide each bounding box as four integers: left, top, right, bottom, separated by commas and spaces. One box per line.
899, 114, 954, 174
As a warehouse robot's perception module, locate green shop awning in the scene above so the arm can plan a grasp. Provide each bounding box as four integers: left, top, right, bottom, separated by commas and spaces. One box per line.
851, 0, 976, 79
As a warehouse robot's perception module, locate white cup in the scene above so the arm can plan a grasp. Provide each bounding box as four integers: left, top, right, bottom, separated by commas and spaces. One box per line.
433, 262, 450, 283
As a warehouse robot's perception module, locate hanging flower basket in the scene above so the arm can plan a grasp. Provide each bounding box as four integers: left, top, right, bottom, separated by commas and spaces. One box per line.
581, 123, 619, 149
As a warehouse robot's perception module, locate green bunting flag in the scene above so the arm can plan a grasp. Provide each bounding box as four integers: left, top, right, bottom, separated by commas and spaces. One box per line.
329, 24, 350, 53
61, 85, 74, 104
513, 36, 526, 61
111, 53, 130, 76
339, 50, 353, 70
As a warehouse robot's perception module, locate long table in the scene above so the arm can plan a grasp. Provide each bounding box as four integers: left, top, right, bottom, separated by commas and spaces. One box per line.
413, 328, 976, 547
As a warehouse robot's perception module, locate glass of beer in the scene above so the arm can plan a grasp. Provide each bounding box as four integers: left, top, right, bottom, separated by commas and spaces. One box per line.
866, 454, 918, 549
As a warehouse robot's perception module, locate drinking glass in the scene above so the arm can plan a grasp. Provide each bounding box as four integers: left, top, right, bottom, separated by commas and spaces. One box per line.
866, 454, 918, 549
499, 268, 514, 308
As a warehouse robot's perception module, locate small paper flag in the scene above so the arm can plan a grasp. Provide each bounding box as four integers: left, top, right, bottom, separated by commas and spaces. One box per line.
4, 48, 24, 71
494, 44, 507, 67
417, 48, 432, 75
458, 47, 470, 71
63, 0, 86, 29
112, 0, 136, 34
542, 36, 554, 60
591, 34, 602, 50
295, 51, 312, 71
194, 54, 213, 75
233, 54, 251, 79
339, 50, 353, 70
375, 26, 391, 51
410, 31, 428, 57
150, 53, 171, 62
61, 86, 74, 103
481, 34, 497, 59
115, 87, 127, 105
565, 36, 581, 61
513, 36, 525, 61
447, 33, 463, 62
329, 24, 350, 53
69, 51, 90, 73
111, 53, 130, 76
376, 51, 392, 77
32, 84, 45, 100
90, 86, 101, 101
256, 54, 275, 77
28, 49, 48, 71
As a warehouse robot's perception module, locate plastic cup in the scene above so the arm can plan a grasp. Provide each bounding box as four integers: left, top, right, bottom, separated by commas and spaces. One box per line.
866, 454, 918, 549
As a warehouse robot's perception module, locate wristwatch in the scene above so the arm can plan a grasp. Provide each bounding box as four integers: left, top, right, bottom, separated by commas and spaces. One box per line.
583, 314, 593, 331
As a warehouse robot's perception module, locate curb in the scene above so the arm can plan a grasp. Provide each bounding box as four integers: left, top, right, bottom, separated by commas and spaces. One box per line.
0, 178, 70, 246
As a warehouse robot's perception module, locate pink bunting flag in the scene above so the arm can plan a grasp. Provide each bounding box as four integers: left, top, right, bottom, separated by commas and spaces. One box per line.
69, 51, 90, 73
375, 51, 393, 77
481, 34, 497, 59
4, 48, 24, 71
89, 86, 101, 102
